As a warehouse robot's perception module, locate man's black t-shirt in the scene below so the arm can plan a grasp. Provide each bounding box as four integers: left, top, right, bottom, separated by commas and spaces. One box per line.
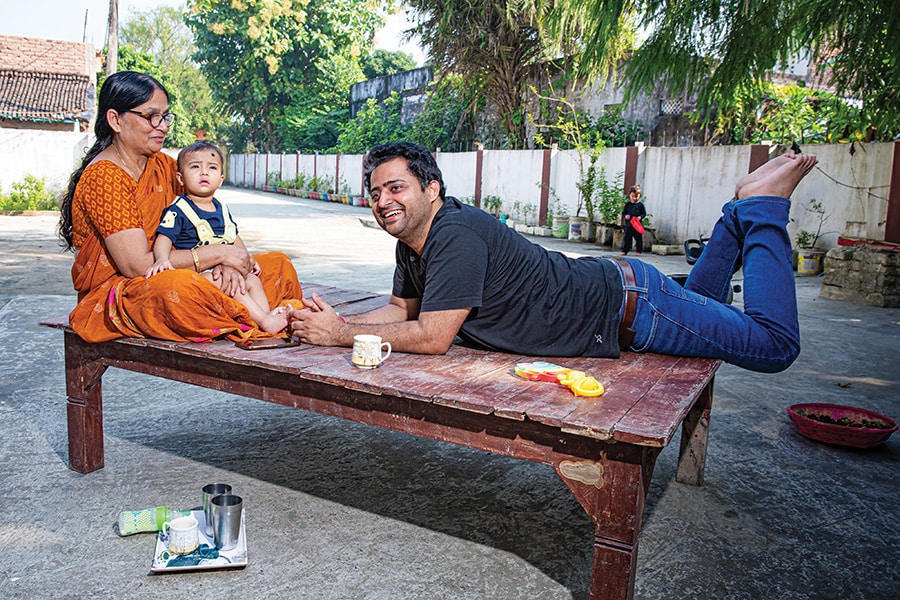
392, 197, 624, 357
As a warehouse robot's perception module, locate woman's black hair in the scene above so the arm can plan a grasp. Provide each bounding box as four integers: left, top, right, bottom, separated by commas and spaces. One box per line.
58, 71, 169, 250
363, 142, 446, 201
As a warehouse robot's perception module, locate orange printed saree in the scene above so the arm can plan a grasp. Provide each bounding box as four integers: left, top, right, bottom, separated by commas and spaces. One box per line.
68, 153, 302, 343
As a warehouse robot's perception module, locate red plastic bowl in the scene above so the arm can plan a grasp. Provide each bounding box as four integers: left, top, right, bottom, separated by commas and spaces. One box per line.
787, 403, 897, 449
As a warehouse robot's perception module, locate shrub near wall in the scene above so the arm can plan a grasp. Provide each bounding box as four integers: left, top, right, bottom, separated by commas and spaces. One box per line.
0, 175, 58, 211
262, 178, 371, 207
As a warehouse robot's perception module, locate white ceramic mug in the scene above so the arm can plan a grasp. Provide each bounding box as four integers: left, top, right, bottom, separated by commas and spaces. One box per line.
162, 515, 199, 555
351, 334, 392, 368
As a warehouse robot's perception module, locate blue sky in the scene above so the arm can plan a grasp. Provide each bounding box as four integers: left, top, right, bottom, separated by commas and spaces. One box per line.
4, 0, 424, 65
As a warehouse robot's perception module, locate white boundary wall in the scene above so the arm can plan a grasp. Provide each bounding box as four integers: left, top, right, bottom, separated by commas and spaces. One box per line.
224, 142, 893, 247
0, 129, 92, 198
4, 127, 888, 245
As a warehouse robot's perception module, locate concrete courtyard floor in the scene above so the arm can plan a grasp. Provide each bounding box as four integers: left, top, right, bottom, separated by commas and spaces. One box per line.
1, 186, 898, 599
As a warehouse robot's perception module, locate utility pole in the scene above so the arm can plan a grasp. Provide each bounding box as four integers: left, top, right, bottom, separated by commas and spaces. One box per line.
106, 0, 118, 76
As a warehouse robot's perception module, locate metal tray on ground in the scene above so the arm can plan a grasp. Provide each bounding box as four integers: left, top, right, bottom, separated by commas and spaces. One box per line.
150, 509, 247, 572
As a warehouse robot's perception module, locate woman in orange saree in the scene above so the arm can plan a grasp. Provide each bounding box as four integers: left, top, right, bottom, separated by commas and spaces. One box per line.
58, 72, 302, 343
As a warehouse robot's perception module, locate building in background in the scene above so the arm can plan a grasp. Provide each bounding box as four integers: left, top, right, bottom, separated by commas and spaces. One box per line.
0, 35, 101, 132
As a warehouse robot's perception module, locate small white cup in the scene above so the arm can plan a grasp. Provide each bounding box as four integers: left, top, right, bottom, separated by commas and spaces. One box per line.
162, 515, 199, 555
351, 334, 391, 368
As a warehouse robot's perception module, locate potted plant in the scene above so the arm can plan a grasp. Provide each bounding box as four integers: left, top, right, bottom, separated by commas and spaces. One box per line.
594, 168, 625, 246
794, 199, 829, 275
482, 194, 503, 218
529, 86, 604, 241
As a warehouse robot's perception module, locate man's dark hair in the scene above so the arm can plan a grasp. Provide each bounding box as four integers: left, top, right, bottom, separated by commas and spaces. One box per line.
178, 141, 224, 171
364, 142, 446, 200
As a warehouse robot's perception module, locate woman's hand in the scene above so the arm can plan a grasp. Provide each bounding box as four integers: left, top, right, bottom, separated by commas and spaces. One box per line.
211, 265, 247, 297
216, 244, 254, 275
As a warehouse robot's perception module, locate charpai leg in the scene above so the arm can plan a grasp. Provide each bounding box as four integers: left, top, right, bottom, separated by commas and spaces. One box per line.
676, 377, 714, 486
64, 331, 107, 473
554, 445, 659, 600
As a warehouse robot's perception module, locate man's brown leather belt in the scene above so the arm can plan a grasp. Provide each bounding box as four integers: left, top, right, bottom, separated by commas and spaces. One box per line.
612, 257, 638, 349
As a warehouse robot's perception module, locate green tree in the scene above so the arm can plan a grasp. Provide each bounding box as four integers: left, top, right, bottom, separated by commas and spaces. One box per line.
99, 45, 194, 148
185, 0, 388, 152
360, 49, 419, 79
333, 72, 484, 153
717, 82, 865, 145
407, 73, 484, 151
409, 0, 553, 148
542, 0, 900, 139
333, 92, 408, 153
120, 5, 226, 146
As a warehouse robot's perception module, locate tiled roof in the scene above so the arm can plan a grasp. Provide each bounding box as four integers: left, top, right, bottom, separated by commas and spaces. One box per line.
0, 35, 99, 76
0, 69, 94, 123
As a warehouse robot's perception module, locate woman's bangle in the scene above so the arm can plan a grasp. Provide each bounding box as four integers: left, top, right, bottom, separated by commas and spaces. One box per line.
190, 248, 201, 272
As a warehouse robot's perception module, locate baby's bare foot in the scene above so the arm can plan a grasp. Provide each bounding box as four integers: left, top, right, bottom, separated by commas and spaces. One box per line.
259, 306, 290, 334
738, 155, 817, 200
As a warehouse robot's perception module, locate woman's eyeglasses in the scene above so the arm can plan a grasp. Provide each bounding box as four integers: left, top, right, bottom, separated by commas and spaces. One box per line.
125, 110, 176, 129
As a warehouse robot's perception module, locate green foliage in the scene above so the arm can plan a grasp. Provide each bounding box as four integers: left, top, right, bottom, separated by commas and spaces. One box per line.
408, 74, 484, 152
280, 108, 344, 153
717, 82, 869, 145
361, 49, 418, 79
530, 79, 643, 150
536, 0, 638, 85
109, 45, 195, 148
308, 173, 334, 192
530, 86, 610, 220
481, 194, 503, 215
0, 175, 57, 211
795, 229, 815, 248
798, 0, 900, 139
333, 93, 408, 154
794, 198, 829, 248
409, 0, 552, 148
119, 6, 228, 146
548, 0, 900, 140
185, 0, 388, 152
594, 167, 625, 224
333, 73, 483, 154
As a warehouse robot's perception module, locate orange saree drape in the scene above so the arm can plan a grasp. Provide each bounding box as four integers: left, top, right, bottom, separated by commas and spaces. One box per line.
68, 153, 302, 343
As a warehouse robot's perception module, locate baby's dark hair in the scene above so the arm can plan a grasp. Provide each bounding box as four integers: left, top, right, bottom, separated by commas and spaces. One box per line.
177, 141, 223, 171
363, 142, 445, 200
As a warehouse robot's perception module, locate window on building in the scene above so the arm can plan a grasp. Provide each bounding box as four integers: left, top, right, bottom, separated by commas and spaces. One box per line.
659, 98, 684, 116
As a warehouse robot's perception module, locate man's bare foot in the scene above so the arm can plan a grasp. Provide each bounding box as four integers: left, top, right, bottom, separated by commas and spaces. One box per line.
737, 154, 817, 200
734, 153, 798, 198
258, 306, 290, 334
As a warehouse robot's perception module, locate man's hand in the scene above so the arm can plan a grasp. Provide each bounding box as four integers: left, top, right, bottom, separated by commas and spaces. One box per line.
289, 293, 469, 354
289, 294, 343, 346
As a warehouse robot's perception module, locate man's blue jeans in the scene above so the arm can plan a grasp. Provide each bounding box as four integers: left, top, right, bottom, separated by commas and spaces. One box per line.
621, 196, 800, 373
